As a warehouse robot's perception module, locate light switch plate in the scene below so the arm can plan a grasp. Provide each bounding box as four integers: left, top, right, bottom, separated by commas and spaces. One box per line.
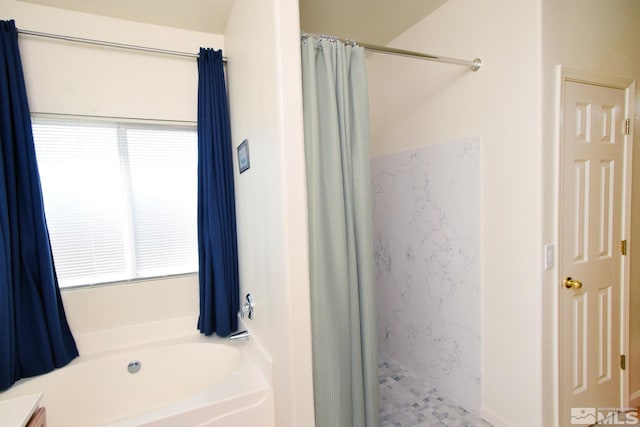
544, 244, 556, 270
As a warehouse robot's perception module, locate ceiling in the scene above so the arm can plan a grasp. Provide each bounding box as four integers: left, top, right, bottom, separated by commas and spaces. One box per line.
299, 0, 448, 46
18, 0, 447, 46
17, 0, 235, 34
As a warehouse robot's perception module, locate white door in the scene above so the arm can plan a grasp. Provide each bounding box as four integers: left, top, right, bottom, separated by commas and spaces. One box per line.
559, 79, 630, 425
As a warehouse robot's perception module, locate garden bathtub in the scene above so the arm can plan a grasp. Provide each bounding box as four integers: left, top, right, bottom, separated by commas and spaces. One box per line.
0, 335, 273, 427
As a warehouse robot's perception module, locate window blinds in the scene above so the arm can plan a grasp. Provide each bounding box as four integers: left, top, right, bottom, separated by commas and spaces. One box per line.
32, 117, 198, 288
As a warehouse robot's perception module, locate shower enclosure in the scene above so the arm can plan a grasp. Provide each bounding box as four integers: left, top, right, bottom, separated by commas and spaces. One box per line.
372, 137, 485, 426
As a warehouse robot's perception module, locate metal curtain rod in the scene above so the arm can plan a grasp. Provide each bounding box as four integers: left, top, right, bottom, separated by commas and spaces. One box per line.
302, 32, 481, 71
17, 28, 227, 62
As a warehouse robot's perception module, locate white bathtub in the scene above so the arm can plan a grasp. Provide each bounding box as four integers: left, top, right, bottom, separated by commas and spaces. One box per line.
0, 335, 274, 427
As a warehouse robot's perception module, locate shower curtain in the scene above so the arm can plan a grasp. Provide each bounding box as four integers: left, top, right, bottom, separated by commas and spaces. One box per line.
301, 35, 379, 427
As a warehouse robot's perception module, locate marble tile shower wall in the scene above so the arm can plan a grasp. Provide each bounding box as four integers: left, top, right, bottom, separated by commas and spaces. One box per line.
371, 137, 481, 414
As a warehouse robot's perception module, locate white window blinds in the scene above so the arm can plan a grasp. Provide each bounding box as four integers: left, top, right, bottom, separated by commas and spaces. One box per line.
32, 117, 198, 288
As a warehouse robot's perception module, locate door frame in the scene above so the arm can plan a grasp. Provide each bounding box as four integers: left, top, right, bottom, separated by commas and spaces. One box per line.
555, 66, 635, 426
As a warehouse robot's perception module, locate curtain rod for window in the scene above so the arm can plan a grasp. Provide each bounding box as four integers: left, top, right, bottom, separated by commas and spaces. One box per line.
17, 28, 227, 62
302, 32, 481, 71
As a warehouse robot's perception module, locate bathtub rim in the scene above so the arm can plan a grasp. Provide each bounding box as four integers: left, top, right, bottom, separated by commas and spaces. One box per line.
0, 332, 274, 427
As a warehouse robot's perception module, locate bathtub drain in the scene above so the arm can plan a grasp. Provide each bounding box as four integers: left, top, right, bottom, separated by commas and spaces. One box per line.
127, 360, 141, 374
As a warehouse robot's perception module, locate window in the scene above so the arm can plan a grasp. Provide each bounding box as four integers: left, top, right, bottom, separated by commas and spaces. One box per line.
32, 117, 198, 288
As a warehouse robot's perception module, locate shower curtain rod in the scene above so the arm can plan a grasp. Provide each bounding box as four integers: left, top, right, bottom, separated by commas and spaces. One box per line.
17, 28, 228, 62
302, 32, 482, 71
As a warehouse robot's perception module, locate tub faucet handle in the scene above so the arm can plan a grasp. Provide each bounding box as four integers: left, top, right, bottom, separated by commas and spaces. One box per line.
240, 293, 254, 319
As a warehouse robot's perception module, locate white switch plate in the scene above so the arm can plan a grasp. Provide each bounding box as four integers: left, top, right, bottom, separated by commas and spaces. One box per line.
544, 244, 556, 270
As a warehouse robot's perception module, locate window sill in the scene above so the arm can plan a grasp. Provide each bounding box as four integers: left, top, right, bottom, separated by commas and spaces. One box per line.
60, 271, 198, 292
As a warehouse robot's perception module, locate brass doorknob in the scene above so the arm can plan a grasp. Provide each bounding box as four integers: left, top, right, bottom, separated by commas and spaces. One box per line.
564, 277, 583, 289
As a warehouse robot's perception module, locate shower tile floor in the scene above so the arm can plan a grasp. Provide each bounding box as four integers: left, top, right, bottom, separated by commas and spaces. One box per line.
379, 358, 492, 427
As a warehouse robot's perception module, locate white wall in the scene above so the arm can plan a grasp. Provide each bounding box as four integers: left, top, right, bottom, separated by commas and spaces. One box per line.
1, 0, 222, 349
541, 1, 640, 423
225, 0, 315, 426
367, 0, 544, 425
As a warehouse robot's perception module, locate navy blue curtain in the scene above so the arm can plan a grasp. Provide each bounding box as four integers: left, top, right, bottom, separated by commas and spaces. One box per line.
0, 20, 78, 391
197, 48, 239, 337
